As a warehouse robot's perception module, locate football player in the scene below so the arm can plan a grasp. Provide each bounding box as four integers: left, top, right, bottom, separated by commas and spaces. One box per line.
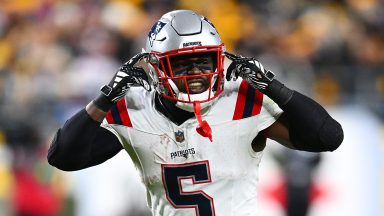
47, 10, 343, 216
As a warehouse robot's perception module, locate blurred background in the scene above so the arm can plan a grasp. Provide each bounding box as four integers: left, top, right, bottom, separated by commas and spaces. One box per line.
0, 0, 382, 215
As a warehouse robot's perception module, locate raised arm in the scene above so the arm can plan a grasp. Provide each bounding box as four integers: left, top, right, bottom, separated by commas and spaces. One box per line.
47, 107, 122, 171
225, 52, 344, 152
48, 53, 151, 171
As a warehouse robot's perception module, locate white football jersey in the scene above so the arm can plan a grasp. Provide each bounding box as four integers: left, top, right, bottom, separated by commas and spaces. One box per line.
101, 79, 283, 216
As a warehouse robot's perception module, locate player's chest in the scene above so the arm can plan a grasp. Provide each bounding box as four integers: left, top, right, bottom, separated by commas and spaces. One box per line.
128, 123, 223, 164
126, 118, 256, 169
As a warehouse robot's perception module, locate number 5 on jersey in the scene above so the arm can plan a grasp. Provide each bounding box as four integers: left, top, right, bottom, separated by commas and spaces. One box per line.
162, 161, 216, 216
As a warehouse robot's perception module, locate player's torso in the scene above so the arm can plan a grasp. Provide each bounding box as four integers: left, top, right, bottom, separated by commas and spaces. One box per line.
129, 118, 262, 216
102, 80, 282, 216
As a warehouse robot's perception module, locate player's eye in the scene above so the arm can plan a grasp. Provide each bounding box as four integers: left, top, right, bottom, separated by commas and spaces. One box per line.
196, 58, 210, 65
173, 68, 189, 76
166, 52, 216, 76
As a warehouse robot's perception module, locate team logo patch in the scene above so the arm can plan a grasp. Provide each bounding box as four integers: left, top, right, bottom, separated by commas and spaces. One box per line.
148, 21, 166, 46
174, 130, 185, 143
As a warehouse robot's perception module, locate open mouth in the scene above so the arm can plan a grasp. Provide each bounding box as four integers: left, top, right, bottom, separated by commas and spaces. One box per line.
187, 78, 208, 93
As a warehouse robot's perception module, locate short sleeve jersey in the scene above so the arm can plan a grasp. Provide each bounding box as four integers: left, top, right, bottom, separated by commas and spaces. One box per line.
101, 79, 283, 216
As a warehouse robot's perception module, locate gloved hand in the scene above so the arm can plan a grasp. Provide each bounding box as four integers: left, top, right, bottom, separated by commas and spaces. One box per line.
93, 53, 151, 111
225, 52, 275, 93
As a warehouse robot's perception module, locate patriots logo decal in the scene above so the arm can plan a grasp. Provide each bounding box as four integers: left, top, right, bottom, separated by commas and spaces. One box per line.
148, 21, 166, 46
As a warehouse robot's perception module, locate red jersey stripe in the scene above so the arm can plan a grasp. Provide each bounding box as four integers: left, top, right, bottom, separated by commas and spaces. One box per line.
116, 98, 132, 127
106, 110, 114, 124
251, 90, 263, 116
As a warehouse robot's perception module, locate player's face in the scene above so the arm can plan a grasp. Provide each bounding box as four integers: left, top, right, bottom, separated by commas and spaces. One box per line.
169, 53, 215, 94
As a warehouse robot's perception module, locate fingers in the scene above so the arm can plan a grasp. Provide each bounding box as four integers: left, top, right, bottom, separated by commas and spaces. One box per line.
139, 78, 151, 91
225, 52, 245, 82
224, 51, 239, 61
226, 62, 237, 81
126, 52, 149, 66
129, 67, 151, 91
251, 59, 265, 73
225, 52, 257, 65
118, 53, 152, 91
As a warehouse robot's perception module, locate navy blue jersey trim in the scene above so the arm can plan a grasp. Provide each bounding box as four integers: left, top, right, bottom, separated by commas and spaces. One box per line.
243, 85, 256, 118
111, 104, 122, 125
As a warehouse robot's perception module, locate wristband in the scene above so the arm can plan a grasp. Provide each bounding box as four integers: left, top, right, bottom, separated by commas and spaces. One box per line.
264, 79, 294, 106
93, 94, 114, 112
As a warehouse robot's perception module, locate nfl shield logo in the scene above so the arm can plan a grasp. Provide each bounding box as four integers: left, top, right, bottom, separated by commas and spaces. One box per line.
175, 130, 185, 143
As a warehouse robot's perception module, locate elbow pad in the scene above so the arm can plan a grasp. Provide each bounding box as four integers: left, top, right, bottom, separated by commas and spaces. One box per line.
47, 109, 123, 171
47, 109, 100, 170
317, 116, 344, 151
283, 91, 344, 152
265, 80, 344, 152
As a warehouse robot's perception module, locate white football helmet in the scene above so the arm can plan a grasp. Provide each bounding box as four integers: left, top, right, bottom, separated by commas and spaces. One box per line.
144, 10, 225, 112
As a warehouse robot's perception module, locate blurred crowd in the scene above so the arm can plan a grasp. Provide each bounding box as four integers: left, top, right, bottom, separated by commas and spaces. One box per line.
0, 0, 383, 215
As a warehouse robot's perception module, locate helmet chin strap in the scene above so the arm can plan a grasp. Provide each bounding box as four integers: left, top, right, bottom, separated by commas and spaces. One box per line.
193, 101, 213, 142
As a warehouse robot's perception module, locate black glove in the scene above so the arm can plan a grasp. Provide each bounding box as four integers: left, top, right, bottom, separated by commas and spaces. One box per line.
93, 53, 151, 111
225, 52, 275, 93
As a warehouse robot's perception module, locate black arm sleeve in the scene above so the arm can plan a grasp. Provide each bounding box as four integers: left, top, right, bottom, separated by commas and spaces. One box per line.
47, 109, 123, 171
265, 80, 344, 152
